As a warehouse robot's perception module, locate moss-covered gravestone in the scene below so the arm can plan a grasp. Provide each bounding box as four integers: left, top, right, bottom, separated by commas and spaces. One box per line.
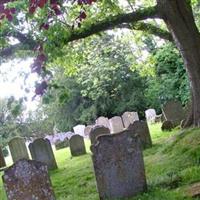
91, 130, 147, 200
2, 159, 56, 200
8, 137, 29, 163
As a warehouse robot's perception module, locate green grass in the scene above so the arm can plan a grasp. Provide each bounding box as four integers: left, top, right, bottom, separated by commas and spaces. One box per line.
1, 124, 200, 199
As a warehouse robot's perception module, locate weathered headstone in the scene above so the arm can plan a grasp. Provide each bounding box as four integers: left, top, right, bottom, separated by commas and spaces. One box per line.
89, 125, 110, 144
69, 135, 86, 157
128, 121, 152, 149
84, 125, 94, 138
122, 111, 139, 128
145, 109, 157, 124
96, 116, 110, 129
29, 138, 58, 170
55, 138, 69, 150
0, 146, 6, 168
73, 124, 86, 137
8, 137, 29, 163
2, 159, 56, 200
162, 100, 185, 126
91, 130, 147, 200
161, 120, 173, 131
109, 116, 124, 133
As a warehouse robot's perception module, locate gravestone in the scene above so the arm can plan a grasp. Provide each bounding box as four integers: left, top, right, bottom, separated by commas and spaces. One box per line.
8, 137, 29, 163
96, 116, 110, 129
2, 159, 56, 200
161, 120, 173, 131
91, 130, 147, 200
162, 100, 185, 126
0, 146, 6, 168
89, 125, 110, 144
122, 111, 139, 128
128, 121, 152, 149
55, 138, 69, 150
84, 125, 94, 138
29, 138, 58, 170
69, 135, 86, 157
109, 116, 124, 133
145, 109, 157, 123
73, 124, 86, 137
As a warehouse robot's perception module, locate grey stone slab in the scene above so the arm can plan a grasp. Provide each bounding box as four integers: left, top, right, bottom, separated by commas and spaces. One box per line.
122, 111, 139, 128
162, 100, 185, 126
96, 117, 110, 129
128, 121, 152, 149
2, 159, 56, 200
89, 125, 110, 145
69, 135, 86, 157
29, 138, 58, 170
91, 130, 147, 200
8, 137, 29, 163
109, 116, 124, 133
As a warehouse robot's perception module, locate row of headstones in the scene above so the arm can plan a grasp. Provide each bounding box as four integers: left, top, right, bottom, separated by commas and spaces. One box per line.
145, 100, 188, 130
0, 135, 87, 170
83, 111, 140, 138
2, 128, 148, 200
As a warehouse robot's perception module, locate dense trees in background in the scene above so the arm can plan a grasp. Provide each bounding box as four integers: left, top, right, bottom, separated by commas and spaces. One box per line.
1, 0, 200, 131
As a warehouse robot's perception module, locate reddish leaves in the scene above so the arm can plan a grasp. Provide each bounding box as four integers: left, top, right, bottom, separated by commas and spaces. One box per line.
0, 4, 16, 23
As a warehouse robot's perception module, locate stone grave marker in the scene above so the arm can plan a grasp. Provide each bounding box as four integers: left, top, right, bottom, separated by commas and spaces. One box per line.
73, 124, 86, 137
0, 146, 6, 168
29, 138, 58, 170
89, 125, 110, 144
162, 100, 185, 126
69, 135, 86, 157
2, 159, 56, 200
8, 137, 29, 163
122, 111, 139, 128
128, 121, 152, 149
109, 116, 124, 133
145, 109, 157, 123
55, 138, 69, 150
91, 130, 147, 200
84, 125, 94, 138
96, 116, 110, 129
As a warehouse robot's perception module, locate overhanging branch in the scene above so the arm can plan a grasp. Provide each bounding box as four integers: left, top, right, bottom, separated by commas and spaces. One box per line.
65, 6, 159, 43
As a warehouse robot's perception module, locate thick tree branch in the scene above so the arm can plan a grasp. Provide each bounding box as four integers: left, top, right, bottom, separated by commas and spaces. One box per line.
65, 6, 159, 43
131, 22, 173, 42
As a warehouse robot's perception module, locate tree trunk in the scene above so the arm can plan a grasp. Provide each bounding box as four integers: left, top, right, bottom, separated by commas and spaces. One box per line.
157, 0, 200, 127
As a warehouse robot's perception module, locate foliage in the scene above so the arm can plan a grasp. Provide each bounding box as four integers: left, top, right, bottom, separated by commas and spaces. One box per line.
144, 43, 190, 111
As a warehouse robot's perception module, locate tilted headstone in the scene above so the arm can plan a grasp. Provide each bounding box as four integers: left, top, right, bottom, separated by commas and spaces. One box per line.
84, 125, 94, 138
89, 125, 110, 145
69, 135, 86, 157
162, 100, 185, 126
2, 159, 56, 200
55, 138, 69, 150
128, 121, 152, 149
109, 116, 124, 133
96, 116, 110, 129
145, 109, 157, 123
29, 138, 58, 170
0, 146, 6, 168
8, 137, 29, 163
73, 124, 86, 137
91, 130, 147, 200
122, 111, 139, 128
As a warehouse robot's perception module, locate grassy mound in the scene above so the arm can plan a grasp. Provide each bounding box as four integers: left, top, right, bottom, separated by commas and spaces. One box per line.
1, 123, 200, 200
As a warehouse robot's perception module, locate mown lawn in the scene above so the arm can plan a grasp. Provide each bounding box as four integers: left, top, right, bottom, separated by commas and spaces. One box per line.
1, 123, 200, 200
